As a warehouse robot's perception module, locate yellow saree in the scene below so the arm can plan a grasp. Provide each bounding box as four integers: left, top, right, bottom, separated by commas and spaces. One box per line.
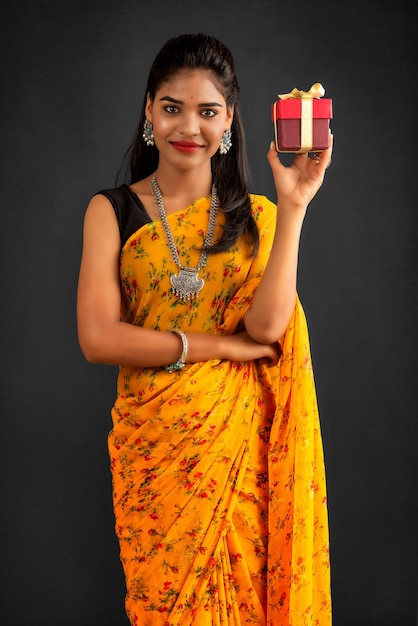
109, 193, 331, 625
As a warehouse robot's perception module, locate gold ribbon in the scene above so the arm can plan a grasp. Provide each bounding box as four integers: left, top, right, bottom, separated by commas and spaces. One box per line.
300, 100, 313, 152
278, 82, 325, 100
278, 83, 325, 152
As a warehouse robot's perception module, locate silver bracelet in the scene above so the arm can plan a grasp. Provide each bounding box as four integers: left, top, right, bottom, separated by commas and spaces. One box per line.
164, 329, 188, 373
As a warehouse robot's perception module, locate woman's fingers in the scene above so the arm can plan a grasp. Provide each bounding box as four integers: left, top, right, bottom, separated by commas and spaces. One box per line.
266, 141, 284, 174
310, 132, 333, 173
267, 133, 333, 174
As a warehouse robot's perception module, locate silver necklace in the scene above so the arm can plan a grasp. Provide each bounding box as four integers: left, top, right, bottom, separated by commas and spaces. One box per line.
150, 175, 218, 302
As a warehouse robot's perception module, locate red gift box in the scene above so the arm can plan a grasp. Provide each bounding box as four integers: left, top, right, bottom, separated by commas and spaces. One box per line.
272, 84, 333, 153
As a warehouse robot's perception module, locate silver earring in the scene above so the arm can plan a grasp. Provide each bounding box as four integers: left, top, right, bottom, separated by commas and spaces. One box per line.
219, 128, 232, 155
143, 119, 154, 146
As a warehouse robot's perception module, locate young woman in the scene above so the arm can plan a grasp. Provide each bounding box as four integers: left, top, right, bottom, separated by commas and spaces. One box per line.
77, 33, 333, 626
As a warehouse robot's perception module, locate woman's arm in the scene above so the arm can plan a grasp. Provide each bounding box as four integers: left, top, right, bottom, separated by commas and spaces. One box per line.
244, 136, 333, 344
77, 195, 279, 368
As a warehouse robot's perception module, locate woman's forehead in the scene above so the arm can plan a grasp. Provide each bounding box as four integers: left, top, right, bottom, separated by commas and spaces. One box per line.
156, 69, 225, 102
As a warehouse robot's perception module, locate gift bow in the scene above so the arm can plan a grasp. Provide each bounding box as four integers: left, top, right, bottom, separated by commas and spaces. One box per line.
278, 82, 325, 100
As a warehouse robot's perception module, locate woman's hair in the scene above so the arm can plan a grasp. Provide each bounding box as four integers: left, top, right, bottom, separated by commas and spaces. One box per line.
121, 33, 259, 256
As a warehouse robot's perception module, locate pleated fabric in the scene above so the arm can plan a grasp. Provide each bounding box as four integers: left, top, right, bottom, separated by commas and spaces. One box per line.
108, 193, 331, 625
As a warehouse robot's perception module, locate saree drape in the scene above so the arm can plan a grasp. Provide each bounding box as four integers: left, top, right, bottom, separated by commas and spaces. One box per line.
109, 193, 331, 625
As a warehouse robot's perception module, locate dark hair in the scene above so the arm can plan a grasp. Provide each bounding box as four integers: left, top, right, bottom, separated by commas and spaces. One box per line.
120, 33, 259, 256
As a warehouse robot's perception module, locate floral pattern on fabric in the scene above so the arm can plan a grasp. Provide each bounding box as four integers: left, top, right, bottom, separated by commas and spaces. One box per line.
109, 194, 331, 625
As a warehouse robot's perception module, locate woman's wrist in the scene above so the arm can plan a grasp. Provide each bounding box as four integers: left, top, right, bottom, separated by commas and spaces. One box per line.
165, 329, 188, 373
182, 332, 227, 363
276, 200, 308, 224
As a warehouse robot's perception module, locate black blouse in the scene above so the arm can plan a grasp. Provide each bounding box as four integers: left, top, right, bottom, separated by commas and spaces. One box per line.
96, 184, 152, 248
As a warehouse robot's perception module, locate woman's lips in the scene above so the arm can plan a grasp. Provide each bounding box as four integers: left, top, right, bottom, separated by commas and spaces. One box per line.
171, 141, 203, 153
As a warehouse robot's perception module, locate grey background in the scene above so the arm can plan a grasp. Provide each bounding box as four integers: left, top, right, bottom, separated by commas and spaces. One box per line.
1, 1, 417, 625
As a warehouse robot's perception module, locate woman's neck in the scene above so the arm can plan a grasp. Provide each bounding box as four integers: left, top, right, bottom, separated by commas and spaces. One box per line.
152, 162, 213, 204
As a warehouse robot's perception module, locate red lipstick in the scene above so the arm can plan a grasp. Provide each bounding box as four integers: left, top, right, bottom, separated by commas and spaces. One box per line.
171, 141, 203, 153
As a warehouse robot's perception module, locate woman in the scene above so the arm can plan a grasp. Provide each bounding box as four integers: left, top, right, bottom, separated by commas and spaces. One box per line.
77, 33, 332, 626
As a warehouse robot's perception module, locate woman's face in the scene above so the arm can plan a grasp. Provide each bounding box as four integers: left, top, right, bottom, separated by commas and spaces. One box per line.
146, 69, 234, 172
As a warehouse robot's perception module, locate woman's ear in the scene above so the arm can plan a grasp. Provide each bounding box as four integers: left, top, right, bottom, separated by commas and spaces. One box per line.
226, 105, 234, 129
145, 93, 153, 122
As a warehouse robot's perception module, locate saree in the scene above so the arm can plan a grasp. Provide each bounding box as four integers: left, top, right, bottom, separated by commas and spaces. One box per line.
109, 193, 331, 625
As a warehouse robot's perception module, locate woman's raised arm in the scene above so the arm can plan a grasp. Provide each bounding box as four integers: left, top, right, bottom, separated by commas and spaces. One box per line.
244, 136, 333, 344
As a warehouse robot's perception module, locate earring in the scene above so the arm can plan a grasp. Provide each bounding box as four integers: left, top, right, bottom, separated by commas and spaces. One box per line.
219, 128, 232, 155
143, 119, 154, 146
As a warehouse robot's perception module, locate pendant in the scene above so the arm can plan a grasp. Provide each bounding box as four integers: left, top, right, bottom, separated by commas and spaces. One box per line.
170, 267, 204, 302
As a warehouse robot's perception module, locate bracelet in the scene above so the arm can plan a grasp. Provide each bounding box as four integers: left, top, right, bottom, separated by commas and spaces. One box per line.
164, 329, 188, 373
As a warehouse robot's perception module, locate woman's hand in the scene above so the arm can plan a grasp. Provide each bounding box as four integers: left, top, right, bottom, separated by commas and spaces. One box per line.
224, 331, 281, 367
267, 133, 333, 212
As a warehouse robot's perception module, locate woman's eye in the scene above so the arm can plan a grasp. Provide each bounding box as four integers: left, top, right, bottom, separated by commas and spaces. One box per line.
165, 105, 179, 114
202, 109, 216, 117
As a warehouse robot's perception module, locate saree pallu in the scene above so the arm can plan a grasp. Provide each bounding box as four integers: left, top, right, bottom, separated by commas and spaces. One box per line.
109, 194, 331, 625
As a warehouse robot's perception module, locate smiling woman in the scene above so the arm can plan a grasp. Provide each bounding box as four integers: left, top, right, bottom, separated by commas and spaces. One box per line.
77, 32, 333, 626
143, 70, 234, 193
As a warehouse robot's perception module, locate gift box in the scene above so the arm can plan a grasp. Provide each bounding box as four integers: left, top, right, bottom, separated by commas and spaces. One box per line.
272, 83, 332, 153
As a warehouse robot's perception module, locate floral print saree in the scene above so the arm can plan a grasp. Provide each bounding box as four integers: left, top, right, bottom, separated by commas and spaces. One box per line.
108, 192, 331, 625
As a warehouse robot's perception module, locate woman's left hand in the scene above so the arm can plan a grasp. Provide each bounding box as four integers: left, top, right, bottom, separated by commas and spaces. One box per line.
266, 133, 333, 212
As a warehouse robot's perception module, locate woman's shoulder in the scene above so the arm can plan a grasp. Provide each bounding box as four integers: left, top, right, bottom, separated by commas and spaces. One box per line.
94, 184, 131, 208
92, 184, 152, 248
249, 193, 276, 209
249, 194, 277, 226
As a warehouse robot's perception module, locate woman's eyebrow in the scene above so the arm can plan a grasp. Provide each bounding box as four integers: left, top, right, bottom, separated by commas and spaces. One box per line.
159, 96, 223, 107
159, 96, 183, 104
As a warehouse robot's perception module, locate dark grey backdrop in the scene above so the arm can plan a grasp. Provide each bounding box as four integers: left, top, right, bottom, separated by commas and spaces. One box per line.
1, 1, 417, 625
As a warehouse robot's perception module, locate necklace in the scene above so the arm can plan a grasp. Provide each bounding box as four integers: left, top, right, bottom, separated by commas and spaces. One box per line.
150, 175, 219, 302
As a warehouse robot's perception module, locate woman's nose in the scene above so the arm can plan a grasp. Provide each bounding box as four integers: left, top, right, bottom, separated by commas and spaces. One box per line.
177, 113, 200, 136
